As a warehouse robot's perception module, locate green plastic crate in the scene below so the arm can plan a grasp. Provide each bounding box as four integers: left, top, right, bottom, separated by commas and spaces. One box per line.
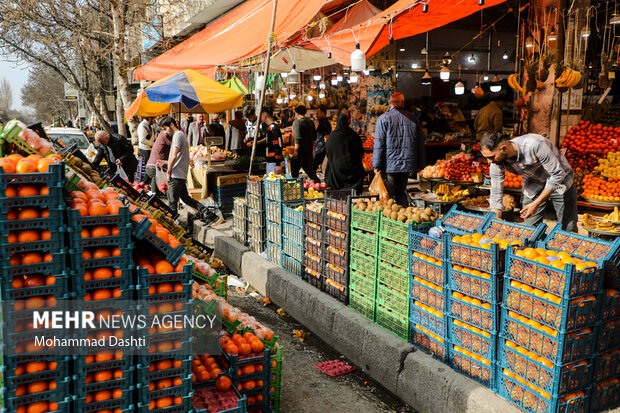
376, 304, 410, 341
379, 239, 408, 269
349, 270, 377, 297
351, 209, 380, 233
351, 229, 379, 256
376, 284, 409, 317
378, 262, 409, 294
350, 250, 377, 279
271, 346, 283, 413
349, 290, 376, 321
380, 215, 410, 244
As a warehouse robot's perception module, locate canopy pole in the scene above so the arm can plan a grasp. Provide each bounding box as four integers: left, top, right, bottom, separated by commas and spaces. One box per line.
249, 0, 277, 177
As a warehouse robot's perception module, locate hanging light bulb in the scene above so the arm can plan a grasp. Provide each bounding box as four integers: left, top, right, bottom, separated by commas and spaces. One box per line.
351, 43, 366, 72
525, 36, 534, 48
319, 82, 326, 90
422, 3, 429, 13
490, 74, 502, 92
331, 78, 338, 86
483, 74, 489, 81
289, 91, 296, 100
455, 81, 465, 95
318, 91, 325, 99
440, 65, 450, 81
287, 65, 299, 85
581, 27, 591, 38
255, 72, 265, 92
349, 73, 358, 83
336, 74, 343, 82
502, 50, 509, 60
313, 73, 321, 81
421, 70, 432, 85
547, 28, 557, 42
307, 95, 314, 102
280, 72, 287, 79
468, 54, 476, 63
443, 52, 452, 65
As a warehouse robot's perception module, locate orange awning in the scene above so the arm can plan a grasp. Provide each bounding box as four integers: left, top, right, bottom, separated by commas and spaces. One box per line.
311, 0, 508, 66
134, 0, 326, 82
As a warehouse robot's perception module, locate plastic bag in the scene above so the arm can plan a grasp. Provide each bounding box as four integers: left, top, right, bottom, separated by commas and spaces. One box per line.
155, 166, 168, 193
117, 165, 128, 181
369, 173, 389, 203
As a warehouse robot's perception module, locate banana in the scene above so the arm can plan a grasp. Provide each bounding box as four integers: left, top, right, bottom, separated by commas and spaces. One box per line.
557, 70, 574, 88
508, 74, 525, 94
568, 71, 581, 88
555, 68, 571, 85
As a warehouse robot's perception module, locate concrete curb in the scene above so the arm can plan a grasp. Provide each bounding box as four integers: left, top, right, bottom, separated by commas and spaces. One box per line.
209, 231, 525, 413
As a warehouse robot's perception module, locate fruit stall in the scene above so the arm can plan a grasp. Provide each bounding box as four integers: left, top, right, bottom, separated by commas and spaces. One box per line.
233, 172, 620, 413
0, 119, 283, 413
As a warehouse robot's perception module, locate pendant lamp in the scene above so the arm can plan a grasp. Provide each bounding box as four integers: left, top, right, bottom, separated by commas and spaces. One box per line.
287, 65, 299, 85
421, 70, 432, 85
440, 66, 450, 81
351, 43, 366, 72
455, 81, 465, 95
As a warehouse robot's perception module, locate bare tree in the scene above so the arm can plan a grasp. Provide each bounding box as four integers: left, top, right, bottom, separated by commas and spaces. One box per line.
0, 77, 13, 110
21, 64, 72, 123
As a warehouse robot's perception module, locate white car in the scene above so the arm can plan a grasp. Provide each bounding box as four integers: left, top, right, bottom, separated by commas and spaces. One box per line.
45, 127, 96, 161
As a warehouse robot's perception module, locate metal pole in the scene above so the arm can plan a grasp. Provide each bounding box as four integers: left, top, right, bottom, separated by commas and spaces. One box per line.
248, 0, 278, 177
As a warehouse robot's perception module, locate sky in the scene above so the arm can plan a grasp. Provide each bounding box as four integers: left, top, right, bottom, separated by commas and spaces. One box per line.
0, 59, 31, 110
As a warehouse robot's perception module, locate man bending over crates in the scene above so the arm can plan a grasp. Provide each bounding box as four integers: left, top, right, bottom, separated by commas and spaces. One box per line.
480, 132, 578, 232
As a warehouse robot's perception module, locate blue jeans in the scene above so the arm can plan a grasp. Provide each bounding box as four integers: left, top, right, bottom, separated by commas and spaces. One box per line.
522, 185, 578, 233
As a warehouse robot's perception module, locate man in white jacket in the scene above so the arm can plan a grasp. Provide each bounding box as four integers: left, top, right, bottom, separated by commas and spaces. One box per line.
138, 117, 156, 182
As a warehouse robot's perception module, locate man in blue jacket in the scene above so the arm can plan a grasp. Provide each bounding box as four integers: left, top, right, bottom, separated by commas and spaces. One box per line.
372, 93, 426, 206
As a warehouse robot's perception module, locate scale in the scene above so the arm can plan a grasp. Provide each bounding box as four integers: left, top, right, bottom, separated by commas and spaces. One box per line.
203, 136, 223, 170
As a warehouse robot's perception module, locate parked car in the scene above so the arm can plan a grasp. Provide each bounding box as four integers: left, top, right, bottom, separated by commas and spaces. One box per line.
45, 127, 95, 160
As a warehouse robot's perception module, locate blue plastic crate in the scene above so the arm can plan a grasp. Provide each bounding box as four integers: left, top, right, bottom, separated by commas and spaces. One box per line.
136, 357, 191, 384
544, 223, 620, 268
601, 289, 620, 322
0, 186, 65, 213
448, 237, 505, 274
72, 355, 132, 377
2, 356, 69, 387
410, 299, 446, 338
596, 318, 620, 354
438, 205, 492, 235
497, 370, 590, 413
266, 221, 281, 245
506, 248, 603, 298
247, 208, 266, 227
282, 203, 303, 227
214, 182, 247, 203
591, 380, 620, 413
136, 374, 192, 401
67, 204, 132, 227
501, 307, 596, 364
449, 317, 495, 361
131, 211, 186, 266
1, 272, 68, 300
448, 266, 500, 303
449, 345, 495, 388
410, 275, 445, 314
482, 218, 547, 246
142, 331, 193, 359
593, 350, 620, 383
70, 269, 133, 297
409, 225, 448, 261
281, 252, 302, 277
135, 265, 193, 300
410, 252, 446, 286
0, 229, 64, 258
68, 229, 132, 251
2, 376, 70, 411
0, 207, 64, 233
265, 199, 282, 223
73, 366, 133, 396
449, 294, 499, 333
69, 246, 133, 273
282, 238, 302, 262
499, 340, 592, 396
410, 326, 448, 362
264, 178, 303, 202
503, 281, 599, 332
283, 222, 303, 246
226, 347, 271, 382
3, 250, 65, 277
73, 395, 132, 413
0, 162, 65, 188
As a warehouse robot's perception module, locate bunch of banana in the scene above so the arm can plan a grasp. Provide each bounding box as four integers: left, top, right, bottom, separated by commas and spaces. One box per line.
508, 74, 525, 94
555, 68, 582, 88
435, 184, 451, 196
438, 186, 470, 202
603, 207, 620, 224
582, 213, 619, 232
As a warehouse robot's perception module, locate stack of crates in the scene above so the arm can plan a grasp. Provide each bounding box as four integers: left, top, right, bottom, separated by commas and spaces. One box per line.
348, 197, 380, 321
281, 203, 304, 277
247, 179, 267, 255
409, 224, 449, 362
271, 346, 283, 413
232, 197, 248, 246
376, 213, 411, 341
497, 225, 613, 412
212, 174, 247, 216
225, 347, 272, 413
322, 191, 352, 303
593, 288, 620, 413
303, 201, 324, 288
67, 201, 135, 413
0, 162, 71, 413
264, 177, 303, 271
135, 262, 194, 413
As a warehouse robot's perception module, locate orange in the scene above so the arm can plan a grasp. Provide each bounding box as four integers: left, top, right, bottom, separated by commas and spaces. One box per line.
91, 226, 111, 237
250, 339, 264, 353
94, 389, 112, 402
93, 289, 112, 300
41, 230, 51, 240
0, 158, 16, 173
36, 158, 55, 173
4, 185, 16, 197
155, 260, 174, 274
216, 376, 232, 392
25, 402, 48, 413
157, 283, 173, 294
88, 203, 109, 216
17, 230, 40, 243
94, 370, 113, 382
92, 248, 111, 259
93, 268, 113, 280
156, 397, 173, 409
16, 159, 37, 174
21, 252, 43, 265
18, 185, 39, 197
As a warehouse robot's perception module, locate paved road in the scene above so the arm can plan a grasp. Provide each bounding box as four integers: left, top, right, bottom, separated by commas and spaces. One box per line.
227, 289, 416, 413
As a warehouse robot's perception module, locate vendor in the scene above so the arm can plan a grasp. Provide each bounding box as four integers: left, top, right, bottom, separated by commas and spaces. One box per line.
93, 130, 138, 182
474, 95, 505, 140
480, 132, 578, 232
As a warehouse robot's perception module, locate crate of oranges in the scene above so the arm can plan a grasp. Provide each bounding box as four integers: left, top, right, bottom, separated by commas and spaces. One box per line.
410, 300, 446, 339
501, 308, 597, 365
596, 318, 620, 355
66, 206, 132, 251
449, 291, 499, 333
0, 158, 65, 209
600, 289, 620, 322
449, 232, 517, 274
411, 325, 448, 362
136, 369, 192, 403
591, 379, 620, 413
410, 252, 446, 286
130, 207, 186, 267
73, 389, 132, 413
481, 218, 547, 246
593, 350, 620, 383
449, 318, 495, 362
5, 394, 70, 413
4, 250, 65, 278
135, 264, 192, 300
497, 369, 589, 413
438, 205, 492, 235
74, 359, 133, 398
498, 340, 592, 396
503, 280, 599, 331
409, 226, 447, 261
449, 344, 494, 388
137, 356, 191, 387
449, 264, 499, 303
506, 247, 603, 299
410, 276, 445, 313
136, 393, 191, 412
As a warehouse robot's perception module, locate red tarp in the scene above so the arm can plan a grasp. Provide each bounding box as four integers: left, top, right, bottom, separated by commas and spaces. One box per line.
326, 0, 381, 34
311, 0, 508, 66
134, 0, 326, 81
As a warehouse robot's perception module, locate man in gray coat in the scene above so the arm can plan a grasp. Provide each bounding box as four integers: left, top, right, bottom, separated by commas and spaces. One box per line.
187, 113, 211, 146
372, 93, 426, 207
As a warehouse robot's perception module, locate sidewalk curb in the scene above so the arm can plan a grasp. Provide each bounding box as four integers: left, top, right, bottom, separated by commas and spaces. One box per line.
208, 230, 523, 413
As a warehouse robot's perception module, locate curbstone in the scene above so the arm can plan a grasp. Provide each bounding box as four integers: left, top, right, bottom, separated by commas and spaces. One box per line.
240, 252, 276, 297
214, 236, 249, 276
329, 309, 371, 367
265, 266, 292, 308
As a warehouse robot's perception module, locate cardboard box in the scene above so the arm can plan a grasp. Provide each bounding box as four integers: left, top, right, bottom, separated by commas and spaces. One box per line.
189, 189, 203, 201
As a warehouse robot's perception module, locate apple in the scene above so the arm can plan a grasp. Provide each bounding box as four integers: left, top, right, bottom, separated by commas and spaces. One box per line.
320, 183, 327, 189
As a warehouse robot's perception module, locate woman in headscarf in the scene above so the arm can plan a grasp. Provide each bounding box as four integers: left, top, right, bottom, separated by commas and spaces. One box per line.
325, 112, 365, 194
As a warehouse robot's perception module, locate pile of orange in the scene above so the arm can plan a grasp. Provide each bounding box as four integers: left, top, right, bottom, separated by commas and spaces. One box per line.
414, 324, 445, 345
502, 368, 552, 406
192, 354, 224, 383
0, 153, 62, 175
582, 174, 620, 202
452, 233, 518, 250
450, 292, 493, 331
451, 233, 519, 273
13, 400, 59, 413
412, 300, 444, 323
136, 253, 188, 275
411, 252, 444, 285
221, 332, 264, 357
452, 319, 491, 356
504, 171, 523, 188
147, 340, 184, 354
147, 395, 184, 410
68, 187, 125, 217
